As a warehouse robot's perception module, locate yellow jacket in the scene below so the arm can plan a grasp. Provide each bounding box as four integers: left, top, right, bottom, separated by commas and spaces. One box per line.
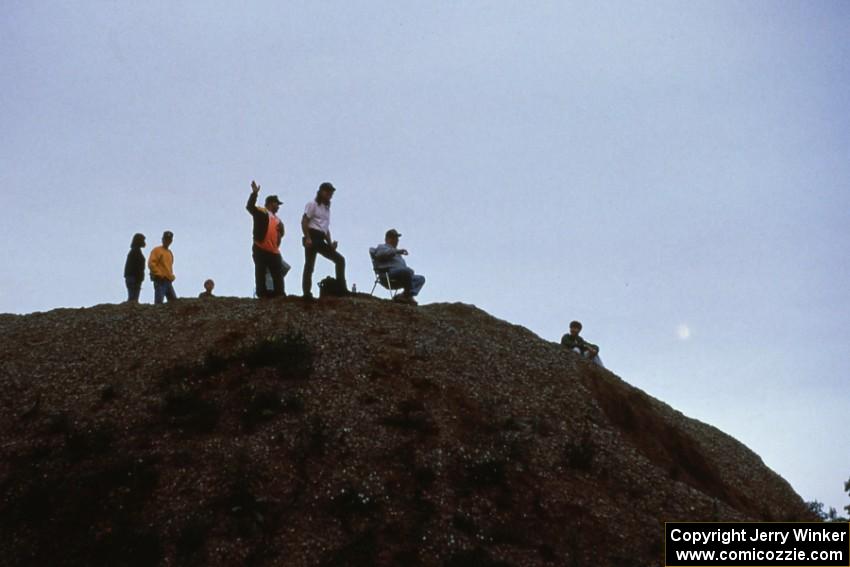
148, 246, 175, 281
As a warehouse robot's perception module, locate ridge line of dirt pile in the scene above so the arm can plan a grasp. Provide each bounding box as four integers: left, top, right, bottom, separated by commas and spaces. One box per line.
0, 297, 813, 566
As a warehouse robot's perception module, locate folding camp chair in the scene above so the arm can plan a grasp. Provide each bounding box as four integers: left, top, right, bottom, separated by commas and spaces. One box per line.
368, 248, 403, 298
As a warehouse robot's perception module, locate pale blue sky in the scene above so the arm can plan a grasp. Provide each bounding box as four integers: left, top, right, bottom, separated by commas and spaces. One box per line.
2, 1, 848, 512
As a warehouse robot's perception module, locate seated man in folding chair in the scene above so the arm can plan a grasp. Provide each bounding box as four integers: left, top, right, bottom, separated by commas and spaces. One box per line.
371, 228, 426, 305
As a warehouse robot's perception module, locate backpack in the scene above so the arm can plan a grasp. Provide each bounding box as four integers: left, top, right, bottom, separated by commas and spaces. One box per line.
318, 276, 348, 298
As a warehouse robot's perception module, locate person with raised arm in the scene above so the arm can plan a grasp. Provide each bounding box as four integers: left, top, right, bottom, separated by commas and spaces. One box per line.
246, 180, 286, 298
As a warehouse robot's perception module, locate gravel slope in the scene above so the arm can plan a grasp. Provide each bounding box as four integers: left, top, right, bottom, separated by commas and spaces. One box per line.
0, 296, 812, 566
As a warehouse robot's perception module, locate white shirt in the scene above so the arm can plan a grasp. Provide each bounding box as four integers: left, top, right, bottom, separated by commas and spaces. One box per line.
304, 200, 330, 235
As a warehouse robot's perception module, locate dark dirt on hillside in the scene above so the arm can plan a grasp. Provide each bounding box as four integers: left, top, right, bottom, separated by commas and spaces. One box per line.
0, 296, 813, 566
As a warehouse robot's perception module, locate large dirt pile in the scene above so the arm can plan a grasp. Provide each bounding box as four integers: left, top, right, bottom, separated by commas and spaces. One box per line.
0, 297, 812, 566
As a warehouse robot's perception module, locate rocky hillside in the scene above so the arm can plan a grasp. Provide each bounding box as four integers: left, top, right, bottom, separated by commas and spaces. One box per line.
0, 297, 812, 566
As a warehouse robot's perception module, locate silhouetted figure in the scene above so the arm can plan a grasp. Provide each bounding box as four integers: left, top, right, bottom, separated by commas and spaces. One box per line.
198, 279, 215, 298
247, 180, 286, 298
124, 233, 146, 303
148, 231, 177, 304
371, 228, 425, 305
561, 320, 605, 368
301, 182, 346, 299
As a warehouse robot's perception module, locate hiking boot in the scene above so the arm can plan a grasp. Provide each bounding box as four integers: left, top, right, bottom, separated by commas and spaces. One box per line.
394, 293, 417, 305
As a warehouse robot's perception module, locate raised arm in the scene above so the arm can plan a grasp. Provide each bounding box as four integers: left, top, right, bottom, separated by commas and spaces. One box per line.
246, 180, 260, 214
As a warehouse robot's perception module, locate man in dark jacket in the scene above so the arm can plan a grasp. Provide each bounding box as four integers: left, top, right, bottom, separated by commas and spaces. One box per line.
247, 180, 286, 298
561, 320, 605, 367
124, 233, 146, 303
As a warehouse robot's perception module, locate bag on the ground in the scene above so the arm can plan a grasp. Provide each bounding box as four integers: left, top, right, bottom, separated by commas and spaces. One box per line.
318, 276, 347, 298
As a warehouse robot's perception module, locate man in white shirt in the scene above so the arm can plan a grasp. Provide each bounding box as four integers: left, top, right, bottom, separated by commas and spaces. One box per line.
301, 182, 347, 299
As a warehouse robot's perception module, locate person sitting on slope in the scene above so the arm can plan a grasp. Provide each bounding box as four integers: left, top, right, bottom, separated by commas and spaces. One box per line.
561, 320, 604, 368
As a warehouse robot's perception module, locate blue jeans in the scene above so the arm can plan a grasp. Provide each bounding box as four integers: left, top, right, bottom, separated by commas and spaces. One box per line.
125, 276, 141, 302
153, 278, 177, 304
388, 267, 425, 296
